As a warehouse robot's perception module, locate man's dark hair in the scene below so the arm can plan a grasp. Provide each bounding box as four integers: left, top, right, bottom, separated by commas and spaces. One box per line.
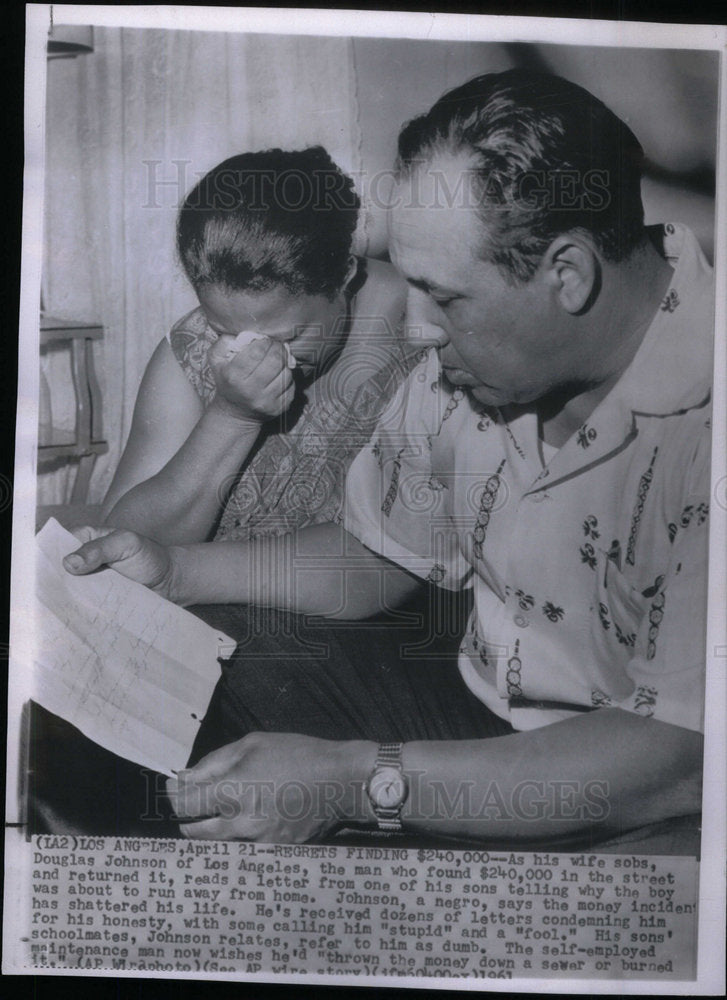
396, 69, 646, 283
177, 146, 360, 299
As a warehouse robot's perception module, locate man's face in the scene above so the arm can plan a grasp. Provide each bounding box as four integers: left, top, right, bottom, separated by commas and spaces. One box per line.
389, 155, 572, 408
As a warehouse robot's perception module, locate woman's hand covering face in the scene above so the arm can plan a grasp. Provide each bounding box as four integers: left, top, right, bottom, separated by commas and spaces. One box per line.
207, 334, 296, 424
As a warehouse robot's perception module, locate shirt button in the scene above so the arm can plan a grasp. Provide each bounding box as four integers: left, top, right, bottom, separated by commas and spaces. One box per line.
514, 614, 530, 628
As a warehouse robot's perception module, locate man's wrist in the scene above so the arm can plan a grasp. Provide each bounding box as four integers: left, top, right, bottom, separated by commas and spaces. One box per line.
335, 740, 379, 827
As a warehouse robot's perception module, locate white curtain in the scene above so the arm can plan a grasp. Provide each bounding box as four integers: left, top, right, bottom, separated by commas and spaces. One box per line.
41, 27, 362, 504
40, 31, 716, 506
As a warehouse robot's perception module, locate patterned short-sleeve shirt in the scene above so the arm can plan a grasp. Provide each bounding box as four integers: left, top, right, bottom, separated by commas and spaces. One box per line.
345, 224, 713, 733
169, 303, 417, 541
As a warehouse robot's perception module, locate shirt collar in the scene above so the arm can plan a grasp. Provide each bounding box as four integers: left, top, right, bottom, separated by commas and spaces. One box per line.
606, 223, 714, 418
513, 224, 713, 493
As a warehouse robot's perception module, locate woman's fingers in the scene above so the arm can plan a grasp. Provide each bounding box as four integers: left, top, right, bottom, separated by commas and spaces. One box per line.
248, 340, 290, 386
211, 335, 280, 380
270, 365, 295, 399
209, 336, 295, 419
229, 337, 274, 378
279, 383, 296, 413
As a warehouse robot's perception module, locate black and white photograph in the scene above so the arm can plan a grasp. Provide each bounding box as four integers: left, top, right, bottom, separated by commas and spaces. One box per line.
4, 3, 726, 991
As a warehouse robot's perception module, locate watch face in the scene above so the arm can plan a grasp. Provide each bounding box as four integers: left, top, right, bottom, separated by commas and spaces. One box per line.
368, 766, 407, 809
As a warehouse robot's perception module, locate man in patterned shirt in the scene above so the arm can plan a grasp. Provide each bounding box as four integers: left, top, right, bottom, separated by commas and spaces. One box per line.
67, 70, 713, 846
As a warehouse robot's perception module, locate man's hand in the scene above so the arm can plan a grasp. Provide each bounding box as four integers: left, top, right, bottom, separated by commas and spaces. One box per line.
63, 526, 175, 599
167, 733, 377, 842
208, 336, 296, 423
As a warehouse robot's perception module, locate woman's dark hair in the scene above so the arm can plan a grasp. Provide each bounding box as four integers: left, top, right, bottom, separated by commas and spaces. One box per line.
177, 146, 360, 299
397, 69, 646, 283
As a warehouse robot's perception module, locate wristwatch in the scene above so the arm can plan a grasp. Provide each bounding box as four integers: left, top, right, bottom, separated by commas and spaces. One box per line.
365, 742, 409, 832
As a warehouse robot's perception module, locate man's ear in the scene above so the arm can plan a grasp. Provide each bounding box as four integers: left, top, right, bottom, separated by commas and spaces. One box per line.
544, 237, 599, 314
340, 255, 359, 294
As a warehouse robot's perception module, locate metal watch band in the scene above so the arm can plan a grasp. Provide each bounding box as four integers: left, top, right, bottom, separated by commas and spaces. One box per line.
377, 742, 404, 768
371, 742, 406, 832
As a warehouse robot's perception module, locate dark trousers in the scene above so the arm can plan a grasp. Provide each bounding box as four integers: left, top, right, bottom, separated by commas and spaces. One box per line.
29, 588, 516, 838
26, 595, 701, 853
188, 593, 514, 765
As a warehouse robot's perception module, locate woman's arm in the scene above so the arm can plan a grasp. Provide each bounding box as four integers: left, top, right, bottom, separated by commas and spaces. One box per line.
101, 337, 205, 513
103, 336, 293, 544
